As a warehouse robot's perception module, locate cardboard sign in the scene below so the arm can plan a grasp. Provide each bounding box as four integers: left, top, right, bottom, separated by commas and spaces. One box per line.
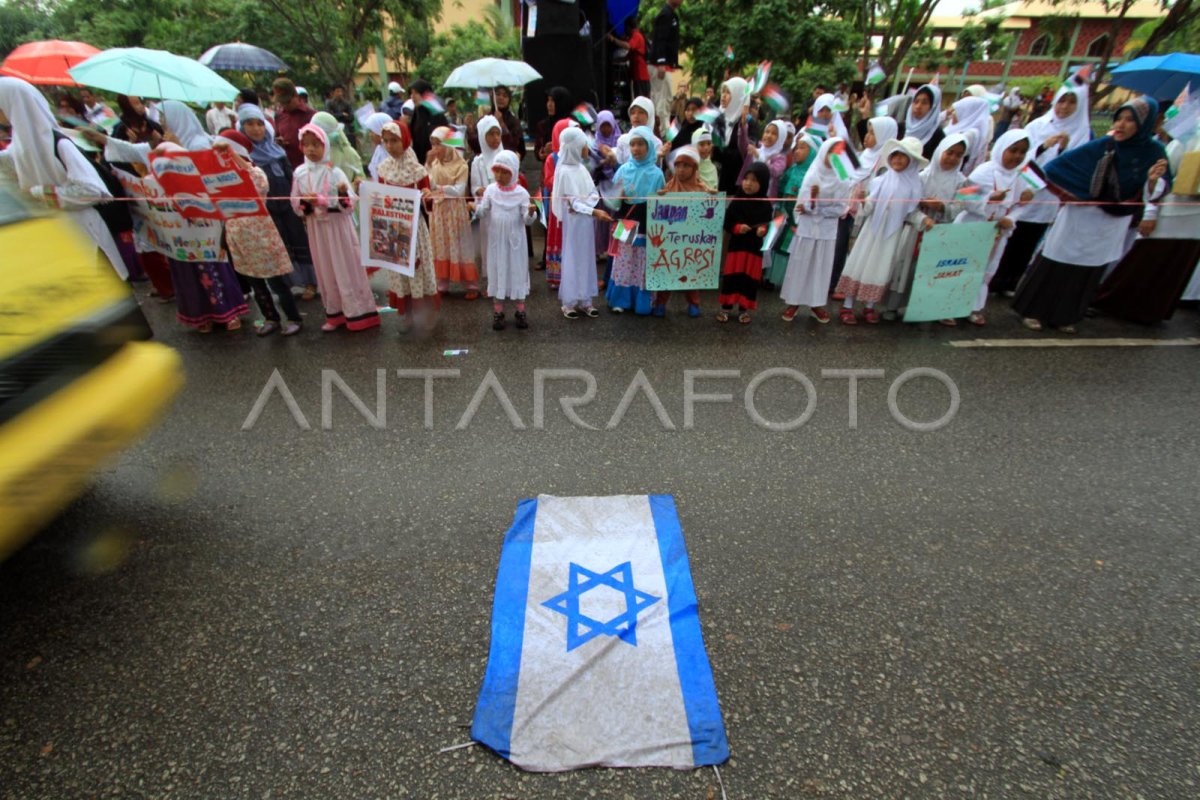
643, 194, 726, 292
903, 222, 996, 322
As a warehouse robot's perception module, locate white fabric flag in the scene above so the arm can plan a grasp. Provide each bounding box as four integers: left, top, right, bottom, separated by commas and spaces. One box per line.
472, 494, 729, 772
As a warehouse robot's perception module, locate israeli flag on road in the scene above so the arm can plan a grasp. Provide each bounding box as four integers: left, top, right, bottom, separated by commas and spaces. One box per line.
472, 494, 729, 772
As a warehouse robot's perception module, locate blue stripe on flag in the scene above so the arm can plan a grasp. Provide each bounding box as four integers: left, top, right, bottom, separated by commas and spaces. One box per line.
649, 495, 730, 766
471, 497, 538, 757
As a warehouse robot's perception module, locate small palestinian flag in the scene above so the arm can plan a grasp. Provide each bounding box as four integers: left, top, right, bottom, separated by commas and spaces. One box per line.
572, 103, 596, 126
954, 184, 982, 202
667, 119, 681, 142
612, 219, 638, 243
761, 213, 787, 252
1069, 64, 1092, 89
476, 89, 492, 107
421, 91, 445, 114
725, 45, 734, 61
1020, 164, 1047, 191
1166, 83, 1189, 119
761, 83, 790, 114
751, 60, 772, 94
831, 99, 849, 113
532, 197, 547, 227
866, 63, 886, 86
696, 107, 720, 124
829, 141, 851, 180
439, 131, 466, 149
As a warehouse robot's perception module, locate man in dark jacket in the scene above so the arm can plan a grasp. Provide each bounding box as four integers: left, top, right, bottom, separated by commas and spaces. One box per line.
407, 78, 449, 166
382, 81, 407, 120
648, 0, 683, 133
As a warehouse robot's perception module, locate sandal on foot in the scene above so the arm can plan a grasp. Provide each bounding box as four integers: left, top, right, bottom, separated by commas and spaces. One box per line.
492, 312, 506, 330
716, 310, 730, 323
839, 308, 858, 325
1022, 317, 1043, 331
465, 291, 480, 301
863, 308, 881, 324
738, 311, 752, 324
781, 306, 799, 322
514, 311, 529, 329
281, 321, 302, 336
584, 307, 599, 318
257, 320, 280, 337
968, 311, 987, 327
300, 287, 317, 301
562, 307, 580, 319
939, 318, 959, 327
225, 319, 242, 331
196, 321, 213, 334
811, 307, 831, 324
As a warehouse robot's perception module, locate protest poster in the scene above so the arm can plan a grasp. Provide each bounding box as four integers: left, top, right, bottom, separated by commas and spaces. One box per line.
148, 149, 268, 221
113, 168, 223, 262
358, 180, 422, 276
903, 222, 996, 322
642, 194, 726, 292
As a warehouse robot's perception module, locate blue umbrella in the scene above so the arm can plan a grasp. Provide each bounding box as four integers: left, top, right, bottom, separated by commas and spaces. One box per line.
198, 43, 289, 72
1109, 53, 1200, 101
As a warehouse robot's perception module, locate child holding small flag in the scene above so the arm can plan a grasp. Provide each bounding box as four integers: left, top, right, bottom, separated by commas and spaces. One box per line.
780, 137, 853, 324
764, 133, 819, 287
290, 124, 380, 332
553, 127, 613, 318
607, 126, 666, 314
471, 151, 538, 330
835, 137, 929, 325
541, 118, 578, 289
747, 119, 791, 198
691, 127, 720, 188
426, 126, 479, 298
717, 162, 773, 323
952, 129, 1035, 326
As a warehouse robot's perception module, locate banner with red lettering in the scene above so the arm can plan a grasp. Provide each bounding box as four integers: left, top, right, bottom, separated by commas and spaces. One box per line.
642, 194, 726, 292
148, 149, 268, 221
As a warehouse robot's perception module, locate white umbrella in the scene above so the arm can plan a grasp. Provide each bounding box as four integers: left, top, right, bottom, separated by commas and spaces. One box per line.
443, 58, 542, 90
68, 47, 238, 104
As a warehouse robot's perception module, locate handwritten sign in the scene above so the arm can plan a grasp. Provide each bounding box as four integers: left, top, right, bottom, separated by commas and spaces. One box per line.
903, 222, 995, 322
112, 168, 224, 262
359, 180, 422, 277
643, 193, 726, 292
148, 149, 267, 221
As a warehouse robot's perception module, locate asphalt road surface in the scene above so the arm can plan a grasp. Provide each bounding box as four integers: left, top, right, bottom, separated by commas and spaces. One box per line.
3, 272, 1198, 799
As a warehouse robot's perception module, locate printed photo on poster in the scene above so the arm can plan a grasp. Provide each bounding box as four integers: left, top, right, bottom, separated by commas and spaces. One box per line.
358, 180, 422, 276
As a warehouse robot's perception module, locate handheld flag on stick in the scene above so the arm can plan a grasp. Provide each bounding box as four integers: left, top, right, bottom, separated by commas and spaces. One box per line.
725, 45, 734, 61
532, 197, 547, 227
666, 120, 681, 143
930, 72, 940, 87
1164, 82, 1199, 139
476, 89, 492, 107
695, 107, 720, 125
761, 83, 790, 114
831, 99, 849, 113
761, 213, 787, 252
572, 103, 596, 126
613, 219, 639, 243
829, 141, 851, 181
954, 184, 982, 202
439, 131, 466, 149
750, 61, 773, 94
421, 91, 446, 114
866, 63, 886, 86
1019, 163, 1047, 191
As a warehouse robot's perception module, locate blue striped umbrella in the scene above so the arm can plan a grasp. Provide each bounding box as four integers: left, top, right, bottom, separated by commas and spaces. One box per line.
198, 43, 289, 73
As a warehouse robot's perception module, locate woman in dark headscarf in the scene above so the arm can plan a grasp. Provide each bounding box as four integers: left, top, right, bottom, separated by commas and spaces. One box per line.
1013, 96, 1170, 332
534, 86, 572, 162
113, 95, 164, 147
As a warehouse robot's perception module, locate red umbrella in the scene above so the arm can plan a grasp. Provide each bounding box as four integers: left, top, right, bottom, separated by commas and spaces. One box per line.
1, 40, 101, 86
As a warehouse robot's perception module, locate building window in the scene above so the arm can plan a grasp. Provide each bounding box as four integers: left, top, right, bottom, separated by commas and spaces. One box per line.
1028, 34, 1051, 56
1086, 34, 1110, 58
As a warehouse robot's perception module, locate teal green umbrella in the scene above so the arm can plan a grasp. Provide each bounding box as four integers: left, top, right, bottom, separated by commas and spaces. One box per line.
68, 47, 238, 104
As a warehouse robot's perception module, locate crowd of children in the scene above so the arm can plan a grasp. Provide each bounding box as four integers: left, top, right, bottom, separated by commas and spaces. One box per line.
2, 69, 1197, 340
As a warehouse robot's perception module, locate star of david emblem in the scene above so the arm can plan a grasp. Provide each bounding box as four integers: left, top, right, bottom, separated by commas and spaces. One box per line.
542, 562, 660, 652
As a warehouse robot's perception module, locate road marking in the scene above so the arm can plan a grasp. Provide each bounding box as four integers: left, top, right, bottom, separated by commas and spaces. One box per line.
950, 337, 1200, 348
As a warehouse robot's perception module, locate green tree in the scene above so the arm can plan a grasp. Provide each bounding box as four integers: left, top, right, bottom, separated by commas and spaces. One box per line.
0, 1, 62, 59
413, 15, 521, 97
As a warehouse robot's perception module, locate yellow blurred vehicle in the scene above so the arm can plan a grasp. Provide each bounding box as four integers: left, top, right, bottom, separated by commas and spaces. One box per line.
0, 181, 183, 561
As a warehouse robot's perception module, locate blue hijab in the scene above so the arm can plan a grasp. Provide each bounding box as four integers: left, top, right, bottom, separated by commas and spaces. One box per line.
1045, 96, 1168, 215
613, 125, 665, 205
237, 103, 288, 167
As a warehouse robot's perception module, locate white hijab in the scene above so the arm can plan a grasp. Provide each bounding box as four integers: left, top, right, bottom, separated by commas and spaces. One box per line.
906, 84, 943, 146
721, 78, 749, 127
865, 138, 924, 241
551, 127, 596, 219
487, 150, 528, 211
756, 120, 789, 164
853, 115, 899, 182
161, 100, 212, 150
945, 97, 992, 173
1024, 83, 1090, 157
476, 115, 503, 173
966, 128, 1032, 199
810, 93, 851, 142
919, 132, 969, 202
0, 76, 73, 190
798, 136, 851, 208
